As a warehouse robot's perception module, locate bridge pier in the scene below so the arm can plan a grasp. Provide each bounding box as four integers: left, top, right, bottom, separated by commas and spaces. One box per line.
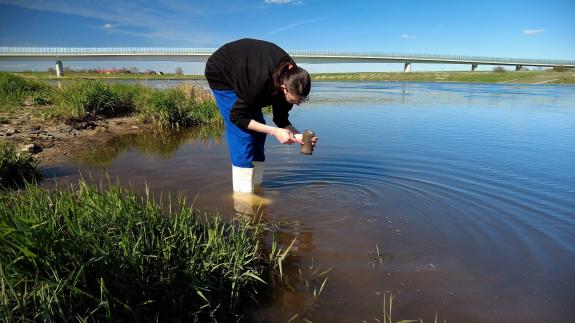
56, 60, 64, 77
515, 65, 523, 71
471, 63, 478, 72
404, 62, 411, 73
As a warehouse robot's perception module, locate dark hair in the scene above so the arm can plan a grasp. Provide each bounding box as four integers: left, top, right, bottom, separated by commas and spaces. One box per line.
272, 60, 311, 98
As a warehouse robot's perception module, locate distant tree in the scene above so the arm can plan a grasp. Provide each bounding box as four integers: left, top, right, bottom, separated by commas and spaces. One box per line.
129, 67, 139, 74
493, 66, 506, 73
552, 66, 569, 72
175, 67, 184, 75
47, 67, 56, 74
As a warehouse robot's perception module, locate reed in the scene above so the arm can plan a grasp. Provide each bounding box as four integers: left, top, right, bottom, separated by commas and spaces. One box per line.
0, 179, 290, 321
136, 85, 221, 128
45, 80, 137, 121
0, 72, 48, 109
0, 73, 221, 127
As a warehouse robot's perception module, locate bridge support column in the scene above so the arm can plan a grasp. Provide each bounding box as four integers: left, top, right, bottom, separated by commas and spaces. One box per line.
515, 65, 523, 71
56, 60, 64, 77
404, 62, 411, 73
471, 63, 478, 72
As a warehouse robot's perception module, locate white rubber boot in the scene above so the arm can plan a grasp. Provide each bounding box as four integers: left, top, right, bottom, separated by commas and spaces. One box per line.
253, 161, 265, 186
232, 166, 254, 193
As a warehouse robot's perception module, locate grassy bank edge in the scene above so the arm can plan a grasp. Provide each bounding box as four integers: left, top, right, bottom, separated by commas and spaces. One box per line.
311, 70, 575, 84
0, 72, 222, 127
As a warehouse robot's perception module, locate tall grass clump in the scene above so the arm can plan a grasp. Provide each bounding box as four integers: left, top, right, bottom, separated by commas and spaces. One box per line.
0, 72, 48, 108
0, 140, 38, 189
137, 84, 220, 128
45, 80, 220, 127
0, 179, 285, 321
47, 80, 138, 122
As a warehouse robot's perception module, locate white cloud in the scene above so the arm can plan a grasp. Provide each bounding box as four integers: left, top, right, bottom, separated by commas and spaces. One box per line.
400, 34, 416, 40
523, 29, 544, 35
265, 0, 302, 4
0, 0, 218, 45
266, 16, 328, 36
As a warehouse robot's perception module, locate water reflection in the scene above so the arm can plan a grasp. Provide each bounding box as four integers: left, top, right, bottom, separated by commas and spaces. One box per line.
251, 223, 326, 322
232, 191, 272, 218
227, 185, 323, 320
70, 124, 224, 167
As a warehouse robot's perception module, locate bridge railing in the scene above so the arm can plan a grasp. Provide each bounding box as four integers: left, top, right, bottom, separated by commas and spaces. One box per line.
287, 49, 575, 65
0, 47, 217, 55
1, 47, 574, 66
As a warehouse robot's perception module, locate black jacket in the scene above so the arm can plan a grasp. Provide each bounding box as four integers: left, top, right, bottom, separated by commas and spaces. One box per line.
204, 38, 294, 130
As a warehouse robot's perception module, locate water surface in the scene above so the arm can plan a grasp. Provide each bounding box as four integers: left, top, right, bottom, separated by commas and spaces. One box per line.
41, 81, 575, 322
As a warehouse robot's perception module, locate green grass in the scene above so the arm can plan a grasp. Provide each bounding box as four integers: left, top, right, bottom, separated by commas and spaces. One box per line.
46, 80, 221, 127
0, 179, 291, 321
136, 84, 221, 128
0, 140, 38, 189
44, 80, 137, 122
377, 294, 444, 323
0, 72, 50, 109
0, 72, 221, 127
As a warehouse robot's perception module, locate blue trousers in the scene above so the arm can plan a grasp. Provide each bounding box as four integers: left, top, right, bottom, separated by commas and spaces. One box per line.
212, 90, 266, 168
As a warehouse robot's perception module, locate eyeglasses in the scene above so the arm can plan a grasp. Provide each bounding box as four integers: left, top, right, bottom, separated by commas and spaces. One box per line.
290, 95, 309, 105
283, 85, 309, 105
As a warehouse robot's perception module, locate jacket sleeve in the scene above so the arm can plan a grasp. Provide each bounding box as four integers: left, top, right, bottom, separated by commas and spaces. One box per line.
272, 101, 293, 128
229, 97, 253, 130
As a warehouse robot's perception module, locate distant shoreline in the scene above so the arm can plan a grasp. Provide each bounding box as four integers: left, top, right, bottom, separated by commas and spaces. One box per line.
8, 70, 575, 84
11, 71, 205, 80
311, 70, 575, 84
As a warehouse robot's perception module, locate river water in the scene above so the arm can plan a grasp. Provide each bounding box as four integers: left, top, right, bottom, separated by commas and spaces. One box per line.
41, 81, 575, 322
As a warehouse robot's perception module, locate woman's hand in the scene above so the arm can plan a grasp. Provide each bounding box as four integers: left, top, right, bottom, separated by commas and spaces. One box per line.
294, 133, 319, 146
273, 128, 303, 145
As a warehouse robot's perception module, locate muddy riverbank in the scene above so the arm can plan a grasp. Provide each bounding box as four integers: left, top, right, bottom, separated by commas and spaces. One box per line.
1, 104, 157, 165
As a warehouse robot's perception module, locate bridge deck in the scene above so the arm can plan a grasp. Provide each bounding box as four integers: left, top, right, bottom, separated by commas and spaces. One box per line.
1, 47, 574, 67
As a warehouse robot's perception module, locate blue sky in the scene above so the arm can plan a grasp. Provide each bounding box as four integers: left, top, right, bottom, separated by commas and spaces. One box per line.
1, 0, 574, 73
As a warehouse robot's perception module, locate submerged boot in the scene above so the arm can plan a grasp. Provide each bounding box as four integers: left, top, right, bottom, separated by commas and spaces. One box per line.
252, 161, 265, 187
232, 165, 254, 193
233, 192, 273, 217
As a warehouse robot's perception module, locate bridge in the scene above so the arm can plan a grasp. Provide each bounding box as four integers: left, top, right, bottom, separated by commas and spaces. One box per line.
1, 47, 574, 77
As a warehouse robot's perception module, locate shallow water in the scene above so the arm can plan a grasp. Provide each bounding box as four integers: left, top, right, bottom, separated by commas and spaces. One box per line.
41, 81, 575, 322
